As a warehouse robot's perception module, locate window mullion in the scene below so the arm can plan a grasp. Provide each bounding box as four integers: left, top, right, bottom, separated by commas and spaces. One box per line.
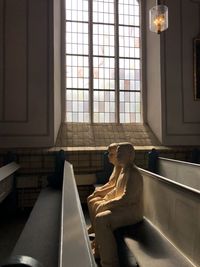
114, 0, 120, 124
89, 0, 93, 123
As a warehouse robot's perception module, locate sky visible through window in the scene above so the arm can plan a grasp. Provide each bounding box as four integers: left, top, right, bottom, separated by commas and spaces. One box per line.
65, 0, 141, 123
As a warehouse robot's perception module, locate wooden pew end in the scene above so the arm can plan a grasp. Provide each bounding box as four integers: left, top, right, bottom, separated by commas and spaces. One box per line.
1, 255, 43, 267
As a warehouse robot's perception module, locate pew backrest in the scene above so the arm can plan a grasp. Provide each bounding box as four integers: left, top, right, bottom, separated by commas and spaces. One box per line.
59, 161, 96, 267
158, 157, 200, 191
0, 162, 20, 203
138, 167, 200, 267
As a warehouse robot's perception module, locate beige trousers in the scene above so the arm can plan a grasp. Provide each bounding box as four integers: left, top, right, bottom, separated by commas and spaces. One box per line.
94, 207, 142, 267
87, 196, 103, 230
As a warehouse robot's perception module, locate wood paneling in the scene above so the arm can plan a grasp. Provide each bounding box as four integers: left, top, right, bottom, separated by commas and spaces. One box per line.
4, 0, 27, 121
0, 0, 56, 146
164, 0, 200, 137
0, 0, 4, 121
28, 0, 49, 134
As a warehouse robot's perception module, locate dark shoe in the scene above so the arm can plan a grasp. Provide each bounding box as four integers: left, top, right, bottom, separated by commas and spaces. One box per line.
89, 233, 95, 240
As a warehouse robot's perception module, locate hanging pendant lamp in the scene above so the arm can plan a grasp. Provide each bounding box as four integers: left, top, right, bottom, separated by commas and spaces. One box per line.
149, 0, 168, 34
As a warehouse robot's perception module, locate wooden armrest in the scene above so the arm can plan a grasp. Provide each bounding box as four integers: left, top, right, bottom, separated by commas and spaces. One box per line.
1, 255, 43, 267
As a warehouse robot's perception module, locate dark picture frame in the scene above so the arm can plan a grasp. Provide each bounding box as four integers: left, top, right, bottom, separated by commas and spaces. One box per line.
194, 37, 200, 100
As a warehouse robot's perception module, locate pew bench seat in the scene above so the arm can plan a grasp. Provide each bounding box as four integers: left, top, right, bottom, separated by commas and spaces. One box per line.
11, 187, 61, 267
115, 218, 195, 267
0, 162, 19, 204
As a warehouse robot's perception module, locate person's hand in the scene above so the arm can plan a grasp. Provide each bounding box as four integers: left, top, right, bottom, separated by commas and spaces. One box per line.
96, 201, 107, 213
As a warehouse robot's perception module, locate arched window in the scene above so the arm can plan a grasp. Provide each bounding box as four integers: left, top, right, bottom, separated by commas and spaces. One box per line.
65, 0, 141, 123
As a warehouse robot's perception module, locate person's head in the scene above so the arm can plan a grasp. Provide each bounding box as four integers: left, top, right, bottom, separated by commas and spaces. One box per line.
107, 143, 119, 165
117, 142, 135, 167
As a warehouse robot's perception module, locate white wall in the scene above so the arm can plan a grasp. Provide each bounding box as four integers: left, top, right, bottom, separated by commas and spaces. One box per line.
53, 0, 62, 143
146, 0, 163, 142
163, 0, 200, 145
0, 0, 61, 147
146, 0, 200, 145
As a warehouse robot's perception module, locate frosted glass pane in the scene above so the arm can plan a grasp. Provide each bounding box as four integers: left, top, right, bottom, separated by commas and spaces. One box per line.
136, 103, 140, 112
110, 102, 115, 112
67, 113, 72, 122
72, 113, 78, 122
120, 102, 125, 112
94, 102, 98, 112
110, 113, 115, 122
79, 102, 83, 112
136, 113, 141, 122
84, 91, 89, 100
65, 0, 141, 123
94, 113, 99, 122
119, 91, 141, 122
105, 102, 109, 112
93, 0, 114, 23
105, 113, 109, 122
110, 92, 115, 101
84, 102, 89, 112
84, 113, 89, 122
66, 101, 72, 111
78, 113, 83, 121
78, 91, 84, 101
120, 114, 125, 123
93, 91, 115, 122
99, 113, 105, 122
72, 90, 78, 100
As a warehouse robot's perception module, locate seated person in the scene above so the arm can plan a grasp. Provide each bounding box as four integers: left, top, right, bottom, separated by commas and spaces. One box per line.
93, 142, 143, 267
87, 143, 122, 234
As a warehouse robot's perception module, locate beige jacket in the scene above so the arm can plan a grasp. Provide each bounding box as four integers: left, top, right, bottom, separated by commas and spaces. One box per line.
98, 164, 143, 221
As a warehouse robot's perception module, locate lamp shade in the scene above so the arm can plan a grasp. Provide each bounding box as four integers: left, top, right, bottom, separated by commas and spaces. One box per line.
149, 5, 168, 34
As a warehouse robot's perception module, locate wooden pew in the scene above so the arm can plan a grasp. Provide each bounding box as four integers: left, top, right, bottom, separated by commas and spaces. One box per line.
116, 167, 199, 267
3, 161, 96, 267
59, 161, 96, 267
10, 187, 61, 267
158, 157, 200, 191
0, 162, 19, 203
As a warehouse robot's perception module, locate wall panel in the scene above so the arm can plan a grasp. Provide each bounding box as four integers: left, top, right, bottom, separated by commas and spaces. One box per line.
147, 0, 200, 145
164, 0, 200, 140
0, 0, 4, 120
28, 0, 49, 134
4, 0, 27, 121
182, 0, 200, 123
0, 0, 56, 147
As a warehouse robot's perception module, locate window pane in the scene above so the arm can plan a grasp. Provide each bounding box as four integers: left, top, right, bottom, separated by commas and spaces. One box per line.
93, 91, 115, 123
65, 0, 141, 123
66, 22, 88, 56
118, 0, 139, 26
66, 56, 89, 89
66, 0, 88, 22
119, 59, 141, 92
119, 26, 140, 58
119, 92, 141, 123
93, 25, 114, 57
93, 57, 115, 90
93, 0, 114, 24
66, 90, 89, 122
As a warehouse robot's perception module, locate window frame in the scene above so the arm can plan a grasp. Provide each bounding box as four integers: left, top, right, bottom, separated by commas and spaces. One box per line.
62, 0, 145, 124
